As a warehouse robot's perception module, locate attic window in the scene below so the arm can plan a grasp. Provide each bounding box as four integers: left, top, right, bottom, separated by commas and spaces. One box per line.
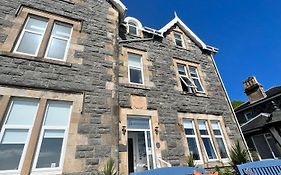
128, 22, 137, 35
174, 32, 184, 47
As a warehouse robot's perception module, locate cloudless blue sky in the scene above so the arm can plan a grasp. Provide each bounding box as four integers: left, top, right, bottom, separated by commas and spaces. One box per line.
122, 0, 281, 101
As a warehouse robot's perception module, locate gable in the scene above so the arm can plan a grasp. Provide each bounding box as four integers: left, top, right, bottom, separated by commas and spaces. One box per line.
159, 15, 218, 53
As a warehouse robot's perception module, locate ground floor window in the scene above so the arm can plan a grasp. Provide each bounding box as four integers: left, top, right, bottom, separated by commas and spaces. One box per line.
127, 117, 155, 173
0, 87, 82, 174
252, 133, 281, 160
181, 114, 230, 164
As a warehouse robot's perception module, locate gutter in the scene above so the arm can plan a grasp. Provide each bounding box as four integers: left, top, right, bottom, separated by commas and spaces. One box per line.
210, 54, 253, 161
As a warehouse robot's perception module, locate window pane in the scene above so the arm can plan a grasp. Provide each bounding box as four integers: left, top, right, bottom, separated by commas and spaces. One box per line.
129, 68, 143, 84
198, 121, 208, 135
202, 138, 217, 159
216, 138, 228, 158
16, 32, 42, 55
129, 25, 137, 35
193, 79, 204, 92
266, 134, 281, 158
52, 22, 72, 38
36, 130, 64, 168
180, 77, 194, 87
174, 33, 182, 40
180, 78, 193, 93
46, 38, 68, 60
175, 39, 183, 47
187, 138, 200, 160
253, 135, 274, 159
25, 17, 48, 33
177, 64, 186, 75
183, 120, 195, 135
6, 98, 38, 125
0, 144, 25, 170
44, 101, 72, 126
189, 66, 198, 78
211, 122, 222, 135
2, 129, 29, 144
128, 54, 142, 67
127, 117, 150, 129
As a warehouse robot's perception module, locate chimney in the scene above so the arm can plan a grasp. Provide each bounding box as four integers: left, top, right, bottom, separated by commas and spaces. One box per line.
243, 76, 267, 103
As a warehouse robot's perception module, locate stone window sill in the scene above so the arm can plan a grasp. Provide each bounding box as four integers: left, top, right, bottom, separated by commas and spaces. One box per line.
180, 91, 209, 98
0, 51, 72, 67
121, 83, 151, 90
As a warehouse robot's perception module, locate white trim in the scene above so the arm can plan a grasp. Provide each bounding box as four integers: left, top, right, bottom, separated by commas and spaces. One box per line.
189, 66, 205, 93
31, 101, 73, 173
109, 0, 127, 15
128, 53, 144, 85
183, 119, 203, 164
199, 120, 219, 161
159, 16, 208, 50
124, 17, 143, 29
241, 113, 270, 128
44, 22, 73, 62
211, 121, 230, 161
0, 98, 39, 174
13, 16, 48, 57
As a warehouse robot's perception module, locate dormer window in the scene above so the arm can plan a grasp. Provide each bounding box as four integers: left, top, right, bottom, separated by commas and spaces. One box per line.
128, 22, 137, 35
124, 17, 142, 37
174, 32, 184, 47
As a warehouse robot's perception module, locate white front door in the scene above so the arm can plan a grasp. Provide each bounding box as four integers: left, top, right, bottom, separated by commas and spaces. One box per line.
127, 117, 155, 173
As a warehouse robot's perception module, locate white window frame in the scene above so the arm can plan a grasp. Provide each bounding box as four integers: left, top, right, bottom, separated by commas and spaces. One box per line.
177, 64, 196, 93
174, 32, 184, 48
13, 16, 48, 57
127, 116, 156, 171
127, 22, 138, 36
183, 120, 203, 164
128, 53, 144, 85
210, 121, 230, 162
252, 133, 280, 160
244, 111, 253, 121
188, 66, 205, 93
0, 98, 39, 175
44, 22, 73, 61
198, 120, 218, 162
31, 101, 72, 175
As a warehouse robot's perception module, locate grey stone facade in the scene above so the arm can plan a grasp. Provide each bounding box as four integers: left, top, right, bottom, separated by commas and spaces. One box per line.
0, 0, 246, 174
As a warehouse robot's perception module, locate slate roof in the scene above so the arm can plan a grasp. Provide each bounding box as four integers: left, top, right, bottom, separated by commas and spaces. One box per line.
235, 86, 281, 112
241, 111, 281, 134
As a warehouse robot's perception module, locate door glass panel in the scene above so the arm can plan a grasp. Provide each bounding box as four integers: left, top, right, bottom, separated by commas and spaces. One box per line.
127, 118, 150, 130
36, 130, 64, 168
253, 135, 274, 159
146, 131, 153, 169
44, 101, 72, 126
6, 98, 38, 125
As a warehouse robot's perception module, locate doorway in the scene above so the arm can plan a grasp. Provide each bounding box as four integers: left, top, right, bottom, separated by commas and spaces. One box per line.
127, 117, 155, 173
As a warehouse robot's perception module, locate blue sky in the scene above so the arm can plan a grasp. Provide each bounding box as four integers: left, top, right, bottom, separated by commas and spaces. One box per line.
122, 0, 281, 101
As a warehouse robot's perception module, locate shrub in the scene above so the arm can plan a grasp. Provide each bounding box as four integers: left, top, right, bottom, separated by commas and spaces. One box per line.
230, 140, 249, 166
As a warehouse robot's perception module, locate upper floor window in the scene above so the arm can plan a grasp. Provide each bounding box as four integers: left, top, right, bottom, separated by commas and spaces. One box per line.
128, 53, 144, 85
176, 62, 205, 94
244, 111, 254, 121
174, 32, 184, 47
14, 15, 73, 61
128, 22, 138, 35
124, 17, 142, 36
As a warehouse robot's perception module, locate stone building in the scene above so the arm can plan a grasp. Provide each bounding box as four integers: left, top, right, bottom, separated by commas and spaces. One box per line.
0, 0, 246, 174
235, 77, 281, 161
